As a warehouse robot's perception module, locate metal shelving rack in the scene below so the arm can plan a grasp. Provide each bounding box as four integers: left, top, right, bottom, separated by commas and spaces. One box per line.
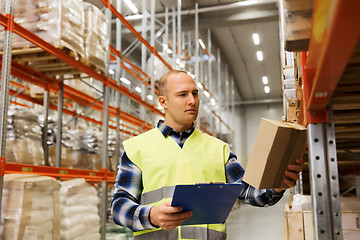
0, 0, 236, 239
298, 0, 360, 239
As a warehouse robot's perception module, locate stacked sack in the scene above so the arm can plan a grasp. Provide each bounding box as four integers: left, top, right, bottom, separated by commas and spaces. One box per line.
6, 106, 44, 165
59, 178, 100, 240
83, 2, 109, 72
0, 0, 85, 60
1, 174, 61, 240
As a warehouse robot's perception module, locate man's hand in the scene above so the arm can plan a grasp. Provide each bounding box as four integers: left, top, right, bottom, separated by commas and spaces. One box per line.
150, 201, 192, 230
275, 158, 304, 192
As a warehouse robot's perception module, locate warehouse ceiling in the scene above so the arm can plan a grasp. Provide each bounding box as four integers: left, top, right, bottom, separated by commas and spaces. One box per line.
87, 0, 282, 105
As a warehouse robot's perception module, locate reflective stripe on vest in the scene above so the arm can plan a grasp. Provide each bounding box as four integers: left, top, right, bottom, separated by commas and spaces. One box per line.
181, 226, 227, 240
134, 229, 178, 240
134, 227, 226, 240
140, 186, 175, 205
124, 127, 230, 239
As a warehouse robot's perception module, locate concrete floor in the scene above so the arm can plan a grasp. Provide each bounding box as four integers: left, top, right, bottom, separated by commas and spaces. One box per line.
226, 191, 291, 240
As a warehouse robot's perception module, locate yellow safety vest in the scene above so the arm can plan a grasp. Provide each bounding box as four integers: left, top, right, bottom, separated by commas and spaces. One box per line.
124, 127, 231, 240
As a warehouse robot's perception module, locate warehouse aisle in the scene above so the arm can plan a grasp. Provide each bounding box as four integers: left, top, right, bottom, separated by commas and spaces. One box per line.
226, 192, 291, 240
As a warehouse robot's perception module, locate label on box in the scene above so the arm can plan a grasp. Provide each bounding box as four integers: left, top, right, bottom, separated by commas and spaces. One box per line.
23, 226, 38, 240
61, 149, 66, 159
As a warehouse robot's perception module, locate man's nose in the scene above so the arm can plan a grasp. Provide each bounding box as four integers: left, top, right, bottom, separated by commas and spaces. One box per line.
188, 94, 196, 104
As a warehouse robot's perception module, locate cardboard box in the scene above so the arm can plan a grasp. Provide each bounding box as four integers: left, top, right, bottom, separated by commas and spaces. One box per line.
2, 174, 61, 240
243, 119, 307, 189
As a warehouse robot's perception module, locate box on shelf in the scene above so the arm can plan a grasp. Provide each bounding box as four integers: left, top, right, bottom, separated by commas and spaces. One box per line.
0, 0, 85, 60
243, 118, 307, 189
282, 0, 314, 51
285, 197, 360, 240
6, 106, 44, 165
1, 174, 61, 240
59, 178, 100, 240
83, 2, 109, 73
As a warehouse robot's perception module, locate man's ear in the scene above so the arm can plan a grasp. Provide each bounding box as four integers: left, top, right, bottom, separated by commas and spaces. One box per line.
158, 95, 167, 109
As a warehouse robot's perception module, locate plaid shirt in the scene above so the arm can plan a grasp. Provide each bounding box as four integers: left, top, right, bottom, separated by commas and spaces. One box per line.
111, 120, 284, 231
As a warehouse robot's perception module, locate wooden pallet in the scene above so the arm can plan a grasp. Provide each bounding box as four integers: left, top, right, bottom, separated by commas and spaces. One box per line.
8, 46, 105, 79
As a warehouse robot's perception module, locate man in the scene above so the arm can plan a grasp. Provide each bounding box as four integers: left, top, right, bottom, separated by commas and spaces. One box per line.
111, 70, 303, 240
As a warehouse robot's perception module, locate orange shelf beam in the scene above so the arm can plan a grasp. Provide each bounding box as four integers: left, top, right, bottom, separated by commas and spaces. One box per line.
4, 162, 117, 183
305, 0, 360, 116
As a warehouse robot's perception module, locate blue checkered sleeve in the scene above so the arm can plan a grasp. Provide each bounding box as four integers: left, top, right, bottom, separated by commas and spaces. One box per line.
111, 152, 156, 231
226, 152, 284, 207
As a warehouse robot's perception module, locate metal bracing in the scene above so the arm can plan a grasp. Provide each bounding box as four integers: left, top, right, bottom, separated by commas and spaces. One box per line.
9, 82, 31, 100
63, 96, 104, 128
307, 107, 343, 240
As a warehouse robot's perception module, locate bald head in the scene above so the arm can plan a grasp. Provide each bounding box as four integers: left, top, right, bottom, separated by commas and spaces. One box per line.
158, 70, 191, 97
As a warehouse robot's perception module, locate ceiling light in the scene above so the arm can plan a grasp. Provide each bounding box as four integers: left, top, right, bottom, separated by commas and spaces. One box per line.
262, 76, 268, 84
197, 82, 203, 89
264, 86, 270, 93
124, 0, 138, 14
179, 62, 185, 68
203, 91, 210, 98
108, 69, 114, 75
252, 33, 260, 45
198, 38, 206, 49
256, 51, 263, 61
135, 87, 142, 93
176, 58, 181, 64
187, 72, 195, 79
120, 77, 131, 85
147, 95, 153, 100
167, 48, 173, 54
210, 98, 216, 106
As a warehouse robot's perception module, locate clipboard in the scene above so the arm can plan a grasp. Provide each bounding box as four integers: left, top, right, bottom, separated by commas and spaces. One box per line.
171, 183, 243, 225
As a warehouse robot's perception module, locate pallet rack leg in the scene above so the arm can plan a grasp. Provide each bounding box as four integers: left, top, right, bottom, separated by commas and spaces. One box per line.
307, 110, 343, 239
0, 0, 14, 218
43, 90, 50, 165
101, 85, 110, 240
55, 81, 64, 167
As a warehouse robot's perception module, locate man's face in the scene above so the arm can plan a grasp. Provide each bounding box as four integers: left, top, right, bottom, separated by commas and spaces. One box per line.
159, 72, 199, 132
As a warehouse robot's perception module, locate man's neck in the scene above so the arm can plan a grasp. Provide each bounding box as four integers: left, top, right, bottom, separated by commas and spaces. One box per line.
163, 120, 193, 134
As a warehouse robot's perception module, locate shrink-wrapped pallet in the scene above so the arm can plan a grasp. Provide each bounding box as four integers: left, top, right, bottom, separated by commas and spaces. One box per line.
5, 106, 44, 165
83, 2, 109, 72
1, 174, 61, 240
59, 178, 100, 240
0, 0, 85, 60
